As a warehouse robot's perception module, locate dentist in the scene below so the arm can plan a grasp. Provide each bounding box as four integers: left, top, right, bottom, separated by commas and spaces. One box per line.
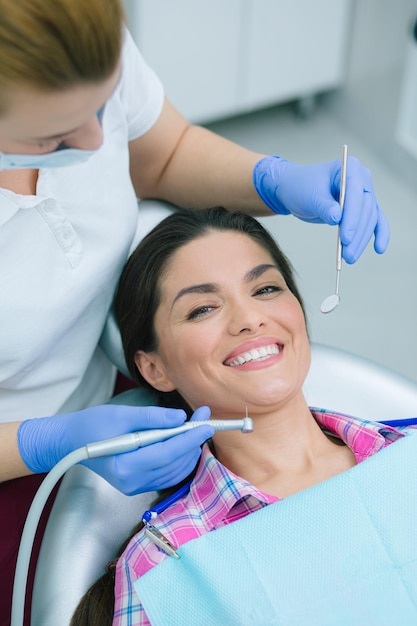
0, 0, 389, 623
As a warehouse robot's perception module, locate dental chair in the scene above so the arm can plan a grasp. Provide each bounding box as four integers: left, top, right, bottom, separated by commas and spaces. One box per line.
29, 203, 417, 626
30, 341, 417, 625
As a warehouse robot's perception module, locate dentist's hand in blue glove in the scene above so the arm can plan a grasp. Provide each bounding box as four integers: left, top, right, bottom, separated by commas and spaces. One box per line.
17, 404, 214, 494
253, 155, 390, 263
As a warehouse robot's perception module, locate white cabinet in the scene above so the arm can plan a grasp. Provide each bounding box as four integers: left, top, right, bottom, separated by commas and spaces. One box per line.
123, 0, 242, 122
123, 0, 352, 123
243, 0, 351, 111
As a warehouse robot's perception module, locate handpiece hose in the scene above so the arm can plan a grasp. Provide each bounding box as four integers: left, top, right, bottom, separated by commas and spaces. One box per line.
11, 417, 253, 626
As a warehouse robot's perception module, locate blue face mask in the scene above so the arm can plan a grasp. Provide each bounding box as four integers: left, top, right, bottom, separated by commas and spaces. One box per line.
0, 146, 98, 170
0, 105, 106, 171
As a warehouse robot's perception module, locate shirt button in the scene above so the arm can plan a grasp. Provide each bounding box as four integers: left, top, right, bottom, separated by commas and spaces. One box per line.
43, 199, 56, 213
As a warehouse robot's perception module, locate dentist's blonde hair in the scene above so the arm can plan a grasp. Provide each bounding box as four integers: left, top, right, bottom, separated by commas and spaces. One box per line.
0, 0, 124, 115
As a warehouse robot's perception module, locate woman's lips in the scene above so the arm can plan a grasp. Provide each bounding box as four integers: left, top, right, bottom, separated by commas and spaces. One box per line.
224, 342, 282, 367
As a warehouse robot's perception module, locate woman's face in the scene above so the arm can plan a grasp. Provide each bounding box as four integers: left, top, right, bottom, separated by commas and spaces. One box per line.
0, 64, 120, 154
136, 230, 311, 418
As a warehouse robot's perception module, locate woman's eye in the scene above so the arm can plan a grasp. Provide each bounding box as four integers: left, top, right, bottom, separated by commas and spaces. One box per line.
187, 305, 216, 320
255, 285, 283, 297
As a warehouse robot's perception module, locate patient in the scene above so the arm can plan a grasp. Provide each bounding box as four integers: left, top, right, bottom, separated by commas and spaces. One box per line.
71, 207, 415, 626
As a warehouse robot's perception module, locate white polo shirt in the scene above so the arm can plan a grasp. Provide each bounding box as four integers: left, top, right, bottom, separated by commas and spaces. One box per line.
0, 30, 164, 421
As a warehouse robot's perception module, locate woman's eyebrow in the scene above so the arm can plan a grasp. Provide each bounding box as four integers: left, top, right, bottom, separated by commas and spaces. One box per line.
244, 264, 276, 282
171, 283, 219, 310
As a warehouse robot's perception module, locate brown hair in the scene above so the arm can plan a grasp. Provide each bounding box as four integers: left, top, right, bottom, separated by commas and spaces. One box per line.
0, 0, 124, 114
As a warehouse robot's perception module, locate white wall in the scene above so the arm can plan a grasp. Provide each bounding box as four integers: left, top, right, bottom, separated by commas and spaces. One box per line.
327, 0, 417, 192
123, 0, 352, 124
347, 0, 416, 81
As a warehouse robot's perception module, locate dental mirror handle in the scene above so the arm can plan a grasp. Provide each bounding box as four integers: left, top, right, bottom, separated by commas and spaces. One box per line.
335, 144, 348, 295
320, 144, 348, 314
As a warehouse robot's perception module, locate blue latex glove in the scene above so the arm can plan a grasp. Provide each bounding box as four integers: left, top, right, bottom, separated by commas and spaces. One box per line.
253, 155, 390, 263
17, 404, 214, 494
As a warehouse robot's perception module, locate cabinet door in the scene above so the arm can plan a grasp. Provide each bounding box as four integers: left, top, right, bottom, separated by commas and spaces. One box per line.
123, 0, 352, 123
124, 0, 242, 123
242, 0, 352, 110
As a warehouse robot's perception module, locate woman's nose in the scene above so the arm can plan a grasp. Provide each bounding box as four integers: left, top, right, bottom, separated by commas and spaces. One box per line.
66, 115, 103, 150
227, 301, 265, 335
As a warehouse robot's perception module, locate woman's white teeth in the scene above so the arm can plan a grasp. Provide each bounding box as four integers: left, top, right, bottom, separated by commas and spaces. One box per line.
228, 344, 280, 367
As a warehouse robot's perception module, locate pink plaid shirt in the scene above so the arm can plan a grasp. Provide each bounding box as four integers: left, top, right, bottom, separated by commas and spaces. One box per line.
113, 410, 414, 626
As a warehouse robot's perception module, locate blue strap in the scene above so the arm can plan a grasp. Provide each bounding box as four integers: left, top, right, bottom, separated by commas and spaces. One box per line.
142, 479, 193, 524
380, 416, 417, 427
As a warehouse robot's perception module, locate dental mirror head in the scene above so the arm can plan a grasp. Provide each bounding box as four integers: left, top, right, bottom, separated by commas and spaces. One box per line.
320, 293, 340, 314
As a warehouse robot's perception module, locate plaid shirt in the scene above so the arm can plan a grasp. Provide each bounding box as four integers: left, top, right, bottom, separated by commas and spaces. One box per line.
113, 410, 414, 626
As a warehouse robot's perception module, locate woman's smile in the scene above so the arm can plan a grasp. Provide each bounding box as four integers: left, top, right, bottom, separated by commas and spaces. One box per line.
223, 339, 283, 368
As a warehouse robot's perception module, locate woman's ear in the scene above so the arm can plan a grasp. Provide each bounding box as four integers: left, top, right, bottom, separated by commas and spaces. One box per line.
134, 350, 176, 392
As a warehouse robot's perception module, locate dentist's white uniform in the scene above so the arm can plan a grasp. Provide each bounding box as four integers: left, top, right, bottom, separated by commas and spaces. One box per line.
0, 30, 164, 422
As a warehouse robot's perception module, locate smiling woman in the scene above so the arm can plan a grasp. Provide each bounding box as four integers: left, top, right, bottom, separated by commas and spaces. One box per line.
70, 207, 415, 626
116, 207, 306, 389
131, 228, 310, 416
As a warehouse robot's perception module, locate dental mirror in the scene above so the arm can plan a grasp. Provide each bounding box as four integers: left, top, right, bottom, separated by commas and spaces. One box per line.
320, 144, 348, 314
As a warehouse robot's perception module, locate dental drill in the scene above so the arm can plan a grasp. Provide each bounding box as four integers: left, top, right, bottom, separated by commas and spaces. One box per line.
11, 417, 253, 626
86, 417, 253, 458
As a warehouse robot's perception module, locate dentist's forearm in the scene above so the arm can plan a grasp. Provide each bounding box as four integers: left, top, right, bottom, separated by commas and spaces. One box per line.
129, 98, 270, 215
0, 422, 32, 482
151, 125, 269, 214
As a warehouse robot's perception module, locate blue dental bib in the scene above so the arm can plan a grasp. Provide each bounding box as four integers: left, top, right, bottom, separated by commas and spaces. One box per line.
134, 431, 417, 625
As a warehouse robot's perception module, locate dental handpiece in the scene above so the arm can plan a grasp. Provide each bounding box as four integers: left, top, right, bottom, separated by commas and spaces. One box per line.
86, 417, 254, 459
11, 416, 253, 626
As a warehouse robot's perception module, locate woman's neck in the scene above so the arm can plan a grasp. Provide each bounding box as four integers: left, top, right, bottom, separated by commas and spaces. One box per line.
210, 398, 356, 498
0, 169, 38, 195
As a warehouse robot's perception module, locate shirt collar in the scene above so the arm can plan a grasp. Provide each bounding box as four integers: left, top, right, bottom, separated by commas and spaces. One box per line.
310, 408, 405, 462
0, 187, 49, 227
0, 188, 20, 227
189, 410, 406, 529
190, 444, 273, 531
